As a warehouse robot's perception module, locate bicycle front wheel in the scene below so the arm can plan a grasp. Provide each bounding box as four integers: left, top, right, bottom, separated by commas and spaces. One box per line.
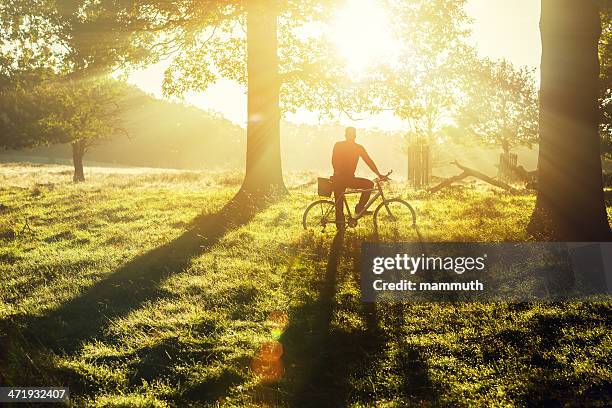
303, 199, 336, 231
373, 198, 417, 236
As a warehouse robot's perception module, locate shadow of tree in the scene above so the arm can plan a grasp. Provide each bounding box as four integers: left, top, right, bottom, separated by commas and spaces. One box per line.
509, 307, 612, 406
0, 192, 267, 398
279, 231, 440, 407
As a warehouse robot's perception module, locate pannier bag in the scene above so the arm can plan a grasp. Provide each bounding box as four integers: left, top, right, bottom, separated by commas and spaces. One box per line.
317, 177, 333, 197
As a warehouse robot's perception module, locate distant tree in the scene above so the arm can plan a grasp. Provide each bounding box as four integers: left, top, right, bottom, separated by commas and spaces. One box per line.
40, 78, 127, 181
528, 0, 611, 240
1, 78, 127, 181
382, 1, 472, 145
373, 0, 474, 181
458, 59, 539, 153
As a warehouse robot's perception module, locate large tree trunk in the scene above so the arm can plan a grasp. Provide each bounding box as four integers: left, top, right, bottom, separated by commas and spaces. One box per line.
72, 140, 85, 182
528, 0, 611, 241
239, 0, 287, 198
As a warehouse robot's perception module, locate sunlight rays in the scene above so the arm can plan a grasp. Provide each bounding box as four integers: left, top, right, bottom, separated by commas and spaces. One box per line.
330, 0, 400, 79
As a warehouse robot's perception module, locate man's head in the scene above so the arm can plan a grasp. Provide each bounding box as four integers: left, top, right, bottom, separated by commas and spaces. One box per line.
345, 126, 357, 142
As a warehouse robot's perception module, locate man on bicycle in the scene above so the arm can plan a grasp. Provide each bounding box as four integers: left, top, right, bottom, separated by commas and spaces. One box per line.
331, 127, 387, 228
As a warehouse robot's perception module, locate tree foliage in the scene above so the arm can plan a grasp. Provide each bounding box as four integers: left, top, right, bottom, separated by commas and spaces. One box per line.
38, 78, 128, 147
377, 0, 473, 142
0, 0, 65, 87
458, 59, 539, 151
0, 77, 127, 151
145, 0, 365, 117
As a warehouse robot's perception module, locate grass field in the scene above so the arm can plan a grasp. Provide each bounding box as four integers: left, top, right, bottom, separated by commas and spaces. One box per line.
0, 163, 611, 407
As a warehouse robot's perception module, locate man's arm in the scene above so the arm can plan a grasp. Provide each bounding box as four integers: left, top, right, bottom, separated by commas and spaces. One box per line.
331, 143, 339, 172
359, 145, 381, 176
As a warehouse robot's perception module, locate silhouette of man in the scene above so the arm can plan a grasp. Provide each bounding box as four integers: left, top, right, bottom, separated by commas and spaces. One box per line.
331, 127, 384, 228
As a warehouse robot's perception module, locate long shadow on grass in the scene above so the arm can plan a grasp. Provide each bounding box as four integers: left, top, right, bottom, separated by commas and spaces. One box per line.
280, 231, 439, 407
279, 230, 356, 406
0, 192, 265, 390
507, 303, 612, 406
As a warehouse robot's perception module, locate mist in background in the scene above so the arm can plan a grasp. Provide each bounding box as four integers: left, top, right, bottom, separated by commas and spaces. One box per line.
0, 86, 538, 179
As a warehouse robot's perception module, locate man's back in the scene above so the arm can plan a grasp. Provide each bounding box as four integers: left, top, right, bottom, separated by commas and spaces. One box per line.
332, 140, 366, 178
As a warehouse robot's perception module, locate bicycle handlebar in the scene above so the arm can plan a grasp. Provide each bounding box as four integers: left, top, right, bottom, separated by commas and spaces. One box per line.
375, 170, 393, 182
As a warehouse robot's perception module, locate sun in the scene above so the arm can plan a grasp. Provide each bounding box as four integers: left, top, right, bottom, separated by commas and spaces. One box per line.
331, 0, 399, 79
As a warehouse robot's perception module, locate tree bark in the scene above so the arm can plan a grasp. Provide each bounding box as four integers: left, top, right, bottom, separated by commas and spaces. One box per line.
72, 140, 85, 182
528, 0, 611, 241
239, 0, 287, 198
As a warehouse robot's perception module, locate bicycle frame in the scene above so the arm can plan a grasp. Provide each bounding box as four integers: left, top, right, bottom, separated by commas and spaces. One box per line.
341, 180, 387, 221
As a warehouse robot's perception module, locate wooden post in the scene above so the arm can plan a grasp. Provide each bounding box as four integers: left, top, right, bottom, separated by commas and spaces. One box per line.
407, 142, 431, 189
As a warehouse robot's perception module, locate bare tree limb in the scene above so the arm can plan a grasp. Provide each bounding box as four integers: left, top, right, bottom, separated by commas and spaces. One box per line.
428, 161, 519, 194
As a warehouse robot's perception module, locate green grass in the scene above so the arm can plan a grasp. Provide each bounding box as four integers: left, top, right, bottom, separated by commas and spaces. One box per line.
0, 163, 610, 407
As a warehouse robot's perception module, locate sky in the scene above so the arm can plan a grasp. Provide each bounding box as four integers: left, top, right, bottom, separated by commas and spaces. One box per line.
127, 0, 542, 130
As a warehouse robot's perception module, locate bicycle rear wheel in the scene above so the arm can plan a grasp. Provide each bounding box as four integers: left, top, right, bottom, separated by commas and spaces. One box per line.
303, 200, 336, 230
373, 198, 417, 237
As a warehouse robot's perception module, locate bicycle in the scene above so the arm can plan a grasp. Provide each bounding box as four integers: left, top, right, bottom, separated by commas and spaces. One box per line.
302, 170, 417, 233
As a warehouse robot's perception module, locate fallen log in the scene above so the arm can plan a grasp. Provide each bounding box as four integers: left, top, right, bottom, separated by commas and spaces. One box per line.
429, 161, 519, 194
428, 171, 469, 194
